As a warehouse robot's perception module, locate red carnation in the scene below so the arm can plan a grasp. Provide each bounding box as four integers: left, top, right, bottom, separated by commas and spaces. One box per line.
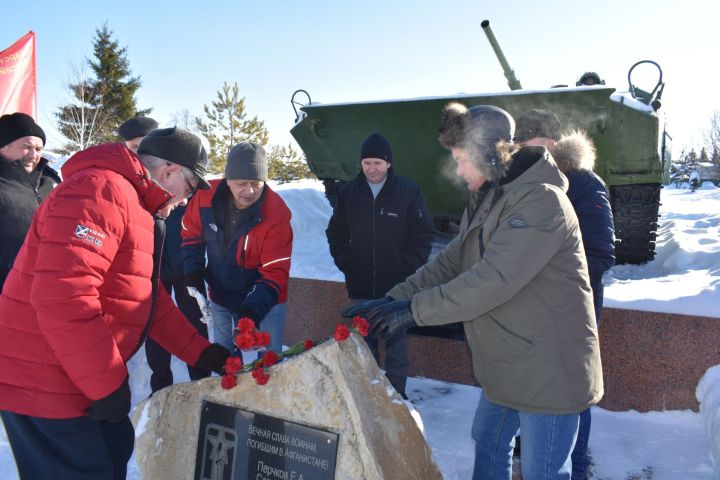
334, 324, 350, 341
303, 339, 315, 350
260, 350, 279, 367
235, 333, 256, 350
224, 356, 243, 375
221, 374, 237, 390
255, 331, 271, 348
237, 318, 255, 334
252, 366, 270, 385
352, 316, 370, 336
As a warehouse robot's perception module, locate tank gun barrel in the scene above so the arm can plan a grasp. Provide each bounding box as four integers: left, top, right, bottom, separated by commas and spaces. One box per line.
481, 20, 522, 91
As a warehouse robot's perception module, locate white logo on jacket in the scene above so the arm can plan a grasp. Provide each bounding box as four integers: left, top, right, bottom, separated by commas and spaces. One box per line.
74, 224, 105, 247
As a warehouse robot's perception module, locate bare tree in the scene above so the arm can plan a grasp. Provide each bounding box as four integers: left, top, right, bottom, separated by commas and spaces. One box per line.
54, 60, 111, 155
170, 109, 199, 132
703, 111, 720, 165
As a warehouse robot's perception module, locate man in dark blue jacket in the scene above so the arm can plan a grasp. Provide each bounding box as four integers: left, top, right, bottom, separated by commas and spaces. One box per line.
326, 131, 434, 398
515, 109, 615, 480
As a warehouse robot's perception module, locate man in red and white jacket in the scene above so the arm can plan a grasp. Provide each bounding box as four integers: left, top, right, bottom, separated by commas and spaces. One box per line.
0, 127, 231, 479
182, 142, 292, 355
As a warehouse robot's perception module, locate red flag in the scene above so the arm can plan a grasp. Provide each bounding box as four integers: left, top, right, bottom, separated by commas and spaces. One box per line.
0, 32, 37, 118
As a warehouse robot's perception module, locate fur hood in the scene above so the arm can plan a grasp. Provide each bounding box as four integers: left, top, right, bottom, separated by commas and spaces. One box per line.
551, 129, 596, 173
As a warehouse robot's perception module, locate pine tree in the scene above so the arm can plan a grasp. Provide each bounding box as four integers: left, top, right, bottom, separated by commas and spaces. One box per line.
55, 24, 149, 152
196, 82, 269, 173
268, 144, 315, 183
88, 23, 150, 143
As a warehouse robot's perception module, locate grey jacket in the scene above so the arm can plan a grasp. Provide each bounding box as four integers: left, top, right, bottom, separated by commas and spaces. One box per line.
388, 147, 603, 414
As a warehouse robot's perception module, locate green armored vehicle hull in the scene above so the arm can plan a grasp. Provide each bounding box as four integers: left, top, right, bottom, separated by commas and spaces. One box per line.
290, 22, 669, 265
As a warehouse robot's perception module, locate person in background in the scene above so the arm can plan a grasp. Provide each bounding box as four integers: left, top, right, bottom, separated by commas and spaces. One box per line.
0, 112, 61, 291
117, 116, 158, 152
182, 142, 292, 356
326, 131, 434, 399
0, 127, 231, 479
345, 103, 603, 479
514, 109, 615, 480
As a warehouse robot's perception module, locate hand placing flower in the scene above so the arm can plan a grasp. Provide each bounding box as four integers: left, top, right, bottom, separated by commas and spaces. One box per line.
233, 317, 271, 352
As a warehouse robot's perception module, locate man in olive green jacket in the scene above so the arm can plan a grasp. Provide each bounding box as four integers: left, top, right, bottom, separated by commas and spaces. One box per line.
344, 103, 603, 479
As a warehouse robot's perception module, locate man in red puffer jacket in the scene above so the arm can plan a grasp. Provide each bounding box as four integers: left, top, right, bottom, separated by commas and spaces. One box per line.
0, 127, 232, 480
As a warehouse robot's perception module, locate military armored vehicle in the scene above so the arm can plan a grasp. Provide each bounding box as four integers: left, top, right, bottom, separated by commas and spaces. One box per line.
290, 20, 671, 264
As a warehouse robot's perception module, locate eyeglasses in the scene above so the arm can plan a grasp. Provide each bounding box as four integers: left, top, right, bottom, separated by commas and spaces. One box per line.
179, 167, 199, 200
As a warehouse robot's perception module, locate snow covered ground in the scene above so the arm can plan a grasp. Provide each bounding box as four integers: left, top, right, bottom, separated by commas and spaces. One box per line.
1, 180, 718, 479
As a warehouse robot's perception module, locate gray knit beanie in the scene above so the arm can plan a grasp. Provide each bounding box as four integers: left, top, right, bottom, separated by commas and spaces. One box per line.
137, 127, 210, 190
225, 142, 268, 181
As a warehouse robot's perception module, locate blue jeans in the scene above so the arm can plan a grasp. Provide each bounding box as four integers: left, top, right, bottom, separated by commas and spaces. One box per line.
211, 301, 285, 356
471, 393, 579, 480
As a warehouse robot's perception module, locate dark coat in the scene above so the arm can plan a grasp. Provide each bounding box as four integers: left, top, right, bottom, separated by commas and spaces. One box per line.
326, 168, 434, 299
553, 131, 615, 320
0, 157, 60, 289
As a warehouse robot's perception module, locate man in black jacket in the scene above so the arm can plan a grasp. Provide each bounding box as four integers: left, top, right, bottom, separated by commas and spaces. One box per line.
326, 131, 434, 398
0, 112, 60, 290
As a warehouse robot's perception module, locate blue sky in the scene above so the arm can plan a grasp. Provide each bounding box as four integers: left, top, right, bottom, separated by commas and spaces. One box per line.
2, 0, 718, 154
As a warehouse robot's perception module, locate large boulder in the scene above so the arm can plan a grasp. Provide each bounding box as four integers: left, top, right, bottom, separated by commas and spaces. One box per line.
131, 333, 442, 479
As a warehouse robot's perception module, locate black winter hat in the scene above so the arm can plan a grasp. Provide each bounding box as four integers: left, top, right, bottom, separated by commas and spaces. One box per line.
514, 109, 562, 143
466, 105, 515, 144
137, 127, 210, 190
360, 132, 392, 162
225, 142, 268, 181
117, 116, 158, 141
0, 112, 46, 148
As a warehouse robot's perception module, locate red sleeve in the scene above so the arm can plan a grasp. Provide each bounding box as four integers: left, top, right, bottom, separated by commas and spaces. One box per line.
29, 176, 129, 400
148, 288, 210, 365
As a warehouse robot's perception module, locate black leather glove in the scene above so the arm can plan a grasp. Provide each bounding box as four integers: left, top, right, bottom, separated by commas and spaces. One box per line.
236, 306, 260, 324
86, 376, 131, 423
195, 343, 231, 374
341, 296, 393, 319
184, 270, 207, 296
366, 300, 416, 340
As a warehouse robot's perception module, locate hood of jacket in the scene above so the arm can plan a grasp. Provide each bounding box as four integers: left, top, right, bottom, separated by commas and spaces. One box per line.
551, 130, 596, 173
61, 143, 173, 215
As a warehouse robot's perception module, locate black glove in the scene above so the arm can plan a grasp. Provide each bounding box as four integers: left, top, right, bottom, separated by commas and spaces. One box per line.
86, 376, 131, 423
341, 296, 393, 319
366, 300, 416, 340
184, 271, 206, 296
195, 343, 231, 374
236, 306, 260, 324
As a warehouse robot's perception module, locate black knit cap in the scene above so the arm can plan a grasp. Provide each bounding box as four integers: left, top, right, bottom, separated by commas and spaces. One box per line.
137, 127, 210, 190
360, 132, 392, 162
0, 112, 46, 148
514, 109, 562, 143
225, 142, 268, 181
117, 116, 158, 141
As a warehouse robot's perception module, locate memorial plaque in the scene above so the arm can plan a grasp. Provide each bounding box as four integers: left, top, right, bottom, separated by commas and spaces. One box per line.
195, 400, 339, 480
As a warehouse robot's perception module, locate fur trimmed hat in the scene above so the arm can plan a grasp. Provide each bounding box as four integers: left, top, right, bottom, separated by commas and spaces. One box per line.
514, 109, 562, 143
117, 116, 158, 141
225, 142, 268, 181
438, 102, 515, 181
0, 112, 46, 149
360, 132, 392, 162
137, 127, 210, 190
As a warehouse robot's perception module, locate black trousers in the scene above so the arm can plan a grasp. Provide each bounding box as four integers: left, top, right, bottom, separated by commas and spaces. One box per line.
1, 411, 134, 479
145, 277, 210, 393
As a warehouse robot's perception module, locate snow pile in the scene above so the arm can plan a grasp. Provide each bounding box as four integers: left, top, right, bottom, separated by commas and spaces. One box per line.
697, 366, 720, 477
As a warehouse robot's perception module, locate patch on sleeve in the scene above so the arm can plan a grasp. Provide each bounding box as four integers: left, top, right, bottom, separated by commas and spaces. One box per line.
75, 224, 105, 247
508, 213, 528, 229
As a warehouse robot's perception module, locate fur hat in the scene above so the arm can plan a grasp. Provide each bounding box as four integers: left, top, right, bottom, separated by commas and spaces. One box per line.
225, 142, 268, 181
551, 129, 596, 173
438, 102, 515, 181
0, 112, 46, 149
137, 127, 210, 190
514, 109, 562, 143
360, 132, 392, 162
117, 116, 158, 141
